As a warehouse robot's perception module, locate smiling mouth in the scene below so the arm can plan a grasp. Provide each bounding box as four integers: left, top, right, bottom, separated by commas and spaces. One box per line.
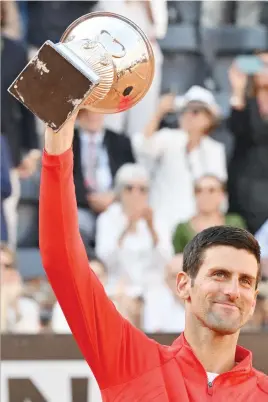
214, 302, 239, 310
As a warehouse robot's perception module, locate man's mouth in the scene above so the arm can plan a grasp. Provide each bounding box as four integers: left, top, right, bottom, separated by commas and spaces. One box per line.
214, 302, 239, 310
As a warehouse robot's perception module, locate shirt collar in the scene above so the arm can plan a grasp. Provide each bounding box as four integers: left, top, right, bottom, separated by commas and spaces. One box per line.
172, 333, 253, 376
80, 129, 105, 146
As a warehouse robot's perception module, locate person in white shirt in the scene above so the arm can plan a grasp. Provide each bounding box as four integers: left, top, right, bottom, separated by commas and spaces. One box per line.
132, 86, 228, 234
143, 254, 185, 333
95, 163, 173, 293
98, 0, 168, 136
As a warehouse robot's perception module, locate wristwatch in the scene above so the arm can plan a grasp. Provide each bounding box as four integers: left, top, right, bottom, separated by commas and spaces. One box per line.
230, 95, 245, 109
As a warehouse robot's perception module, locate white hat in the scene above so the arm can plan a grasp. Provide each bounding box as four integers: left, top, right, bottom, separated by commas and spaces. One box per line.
175, 86, 221, 119
114, 163, 150, 194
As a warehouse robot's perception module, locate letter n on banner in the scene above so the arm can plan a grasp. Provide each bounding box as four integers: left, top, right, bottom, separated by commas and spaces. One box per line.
9, 379, 46, 402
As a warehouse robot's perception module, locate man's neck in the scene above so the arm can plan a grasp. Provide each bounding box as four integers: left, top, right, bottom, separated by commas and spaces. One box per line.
184, 322, 239, 374
196, 212, 224, 222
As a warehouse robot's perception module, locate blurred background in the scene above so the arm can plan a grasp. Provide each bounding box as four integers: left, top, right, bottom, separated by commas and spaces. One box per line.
1, 0, 268, 399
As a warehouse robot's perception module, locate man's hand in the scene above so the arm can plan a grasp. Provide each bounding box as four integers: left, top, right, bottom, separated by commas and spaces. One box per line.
141, 206, 158, 246
144, 93, 176, 138
18, 155, 37, 178
87, 191, 115, 214
44, 111, 79, 155
141, 206, 154, 228
157, 94, 176, 119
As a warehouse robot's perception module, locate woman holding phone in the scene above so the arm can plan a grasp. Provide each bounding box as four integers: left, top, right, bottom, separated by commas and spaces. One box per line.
227, 51, 268, 234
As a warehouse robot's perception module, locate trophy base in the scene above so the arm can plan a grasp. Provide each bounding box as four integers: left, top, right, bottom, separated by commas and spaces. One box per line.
8, 41, 100, 132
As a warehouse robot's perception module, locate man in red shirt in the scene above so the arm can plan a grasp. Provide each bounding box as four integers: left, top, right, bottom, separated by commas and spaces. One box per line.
39, 115, 268, 401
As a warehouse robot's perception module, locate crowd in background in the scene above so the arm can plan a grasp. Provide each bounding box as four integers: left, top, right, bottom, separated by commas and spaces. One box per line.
1, 0, 268, 335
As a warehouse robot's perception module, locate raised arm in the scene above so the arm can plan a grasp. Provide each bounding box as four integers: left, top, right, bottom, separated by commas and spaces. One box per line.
39, 115, 160, 390
132, 94, 175, 167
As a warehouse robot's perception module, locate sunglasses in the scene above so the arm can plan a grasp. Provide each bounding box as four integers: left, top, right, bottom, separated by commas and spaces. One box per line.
195, 186, 221, 194
124, 184, 148, 193
1, 263, 14, 269
182, 105, 212, 117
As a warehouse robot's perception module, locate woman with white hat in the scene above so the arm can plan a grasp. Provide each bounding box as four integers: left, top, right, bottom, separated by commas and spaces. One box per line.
132, 86, 227, 234
95, 163, 173, 293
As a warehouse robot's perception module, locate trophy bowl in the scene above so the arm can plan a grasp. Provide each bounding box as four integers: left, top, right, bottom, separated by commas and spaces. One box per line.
8, 12, 155, 131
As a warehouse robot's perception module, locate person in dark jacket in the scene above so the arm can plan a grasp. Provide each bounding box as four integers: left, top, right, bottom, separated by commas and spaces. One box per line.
26, 1, 98, 48
227, 52, 268, 234
1, 135, 12, 242
73, 109, 135, 246
1, 10, 40, 247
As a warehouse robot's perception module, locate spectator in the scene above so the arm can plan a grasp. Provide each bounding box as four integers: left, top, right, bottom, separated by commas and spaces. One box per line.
73, 109, 135, 247
96, 163, 173, 292
26, 1, 98, 58
200, 1, 262, 27
1, 12, 40, 248
111, 281, 145, 330
0, 244, 21, 332
173, 175, 246, 253
228, 52, 268, 233
255, 219, 268, 259
133, 86, 227, 233
0, 244, 39, 333
242, 280, 268, 332
143, 254, 185, 333
1, 135, 12, 243
255, 220, 268, 278
1, 0, 21, 40
99, 0, 168, 136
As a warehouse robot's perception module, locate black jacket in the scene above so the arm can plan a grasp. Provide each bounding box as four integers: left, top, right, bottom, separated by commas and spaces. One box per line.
1, 36, 39, 167
73, 128, 135, 208
227, 99, 268, 233
27, 1, 99, 47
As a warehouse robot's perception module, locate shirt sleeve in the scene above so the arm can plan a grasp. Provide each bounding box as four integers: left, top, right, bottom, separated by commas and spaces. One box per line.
39, 148, 160, 390
131, 129, 168, 173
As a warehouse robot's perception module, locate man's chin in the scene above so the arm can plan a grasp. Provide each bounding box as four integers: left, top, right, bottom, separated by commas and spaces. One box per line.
206, 314, 241, 335
209, 324, 239, 335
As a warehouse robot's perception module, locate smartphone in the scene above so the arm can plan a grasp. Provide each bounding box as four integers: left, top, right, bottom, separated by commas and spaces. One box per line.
235, 55, 264, 75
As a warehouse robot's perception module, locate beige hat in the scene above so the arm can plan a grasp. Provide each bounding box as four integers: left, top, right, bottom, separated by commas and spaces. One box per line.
176, 86, 221, 119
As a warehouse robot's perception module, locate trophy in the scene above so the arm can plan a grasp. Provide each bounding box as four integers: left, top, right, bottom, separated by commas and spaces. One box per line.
8, 12, 155, 132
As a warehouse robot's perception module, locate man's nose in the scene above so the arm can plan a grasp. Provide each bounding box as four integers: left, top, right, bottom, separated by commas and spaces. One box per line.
223, 279, 240, 300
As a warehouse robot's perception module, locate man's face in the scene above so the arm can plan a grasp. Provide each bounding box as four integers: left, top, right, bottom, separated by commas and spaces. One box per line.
179, 246, 258, 335
77, 109, 104, 133
0, 250, 13, 270
194, 176, 225, 214
120, 180, 149, 212
179, 102, 214, 135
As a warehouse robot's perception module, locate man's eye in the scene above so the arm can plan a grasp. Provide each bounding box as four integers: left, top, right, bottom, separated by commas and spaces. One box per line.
241, 278, 251, 286
214, 271, 226, 278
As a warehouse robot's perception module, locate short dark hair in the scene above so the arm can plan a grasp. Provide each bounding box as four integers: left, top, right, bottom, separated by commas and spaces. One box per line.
183, 226, 261, 287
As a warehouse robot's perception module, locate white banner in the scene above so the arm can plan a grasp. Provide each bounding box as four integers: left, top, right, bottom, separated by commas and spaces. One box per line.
1, 360, 102, 402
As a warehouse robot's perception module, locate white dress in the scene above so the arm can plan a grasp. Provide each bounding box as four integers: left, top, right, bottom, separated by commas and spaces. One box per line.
95, 202, 173, 292
132, 128, 227, 233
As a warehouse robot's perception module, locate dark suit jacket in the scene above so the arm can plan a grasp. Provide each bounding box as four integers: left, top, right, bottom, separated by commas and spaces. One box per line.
1, 135, 12, 242
73, 128, 135, 208
1, 36, 39, 167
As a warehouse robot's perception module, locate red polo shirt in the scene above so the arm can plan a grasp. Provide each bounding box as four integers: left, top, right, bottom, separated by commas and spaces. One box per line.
39, 148, 268, 402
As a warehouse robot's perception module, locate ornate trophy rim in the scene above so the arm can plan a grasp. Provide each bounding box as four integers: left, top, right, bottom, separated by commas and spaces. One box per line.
60, 11, 155, 105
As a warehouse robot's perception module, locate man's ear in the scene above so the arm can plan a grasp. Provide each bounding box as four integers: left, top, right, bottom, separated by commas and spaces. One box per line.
176, 272, 191, 301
